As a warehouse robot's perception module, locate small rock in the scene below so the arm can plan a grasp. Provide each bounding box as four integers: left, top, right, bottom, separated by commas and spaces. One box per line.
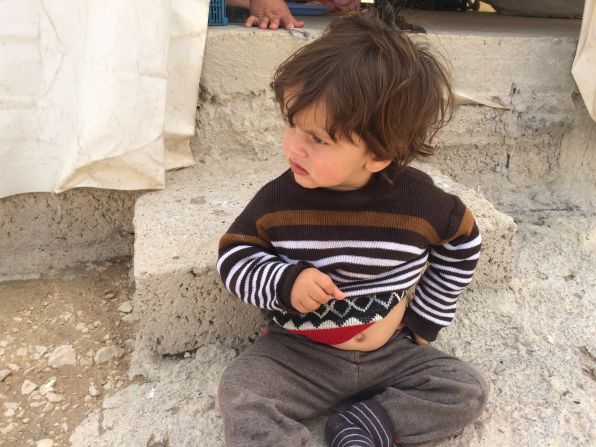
16, 347, 28, 357
0, 340, 9, 348
39, 377, 57, 395
122, 313, 139, 323
75, 322, 87, 331
8, 363, 20, 371
94, 346, 124, 364
45, 393, 65, 403
13, 317, 22, 322
93, 321, 102, 328
4, 402, 19, 410
79, 357, 92, 367
48, 345, 77, 368
1, 422, 16, 435
118, 301, 133, 314
37, 439, 53, 447
5, 408, 16, 417
184, 352, 191, 358
22, 417, 30, 424
88, 386, 100, 397
104, 292, 116, 300
0, 369, 11, 382
21, 380, 38, 395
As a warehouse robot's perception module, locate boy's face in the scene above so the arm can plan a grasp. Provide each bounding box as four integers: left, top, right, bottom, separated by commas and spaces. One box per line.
283, 98, 388, 191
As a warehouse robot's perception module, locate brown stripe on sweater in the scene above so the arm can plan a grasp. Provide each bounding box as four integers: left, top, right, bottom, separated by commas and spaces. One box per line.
219, 233, 270, 249
256, 210, 441, 244
446, 208, 475, 243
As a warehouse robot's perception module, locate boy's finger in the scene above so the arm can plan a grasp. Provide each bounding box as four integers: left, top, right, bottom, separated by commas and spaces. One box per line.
414, 335, 430, 346
315, 274, 345, 300
304, 295, 324, 310
307, 289, 329, 305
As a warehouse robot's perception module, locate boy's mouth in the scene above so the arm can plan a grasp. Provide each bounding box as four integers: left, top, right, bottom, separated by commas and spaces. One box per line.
289, 160, 308, 176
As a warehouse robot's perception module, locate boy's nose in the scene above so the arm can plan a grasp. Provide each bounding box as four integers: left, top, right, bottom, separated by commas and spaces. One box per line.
288, 136, 308, 158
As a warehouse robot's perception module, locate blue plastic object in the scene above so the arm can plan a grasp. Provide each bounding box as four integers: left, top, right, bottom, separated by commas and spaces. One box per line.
287, 2, 329, 15
209, 0, 229, 25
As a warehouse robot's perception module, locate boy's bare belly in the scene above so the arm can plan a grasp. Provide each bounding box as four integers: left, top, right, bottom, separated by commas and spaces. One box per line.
332, 298, 408, 351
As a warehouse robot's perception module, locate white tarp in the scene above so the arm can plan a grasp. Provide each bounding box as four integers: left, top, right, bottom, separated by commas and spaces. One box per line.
572, 0, 596, 122
0, 0, 209, 199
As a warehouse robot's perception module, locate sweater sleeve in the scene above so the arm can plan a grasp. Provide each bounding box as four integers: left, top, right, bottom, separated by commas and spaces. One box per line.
216, 190, 307, 313
404, 203, 481, 341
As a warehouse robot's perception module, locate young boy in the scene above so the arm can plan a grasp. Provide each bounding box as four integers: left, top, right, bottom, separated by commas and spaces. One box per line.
217, 8, 488, 446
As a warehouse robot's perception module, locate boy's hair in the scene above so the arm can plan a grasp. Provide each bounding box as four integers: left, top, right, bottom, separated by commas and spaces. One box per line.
271, 8, 454, 172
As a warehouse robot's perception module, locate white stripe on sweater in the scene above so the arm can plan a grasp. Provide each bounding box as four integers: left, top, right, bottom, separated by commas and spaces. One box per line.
411, 296, 456, 321
272, 239, 425, 255
280, 254, 408, 269
417, 288, 458, 310
444, 233, 482, 250
430, 249, 480, 263
332, 254, 428, 280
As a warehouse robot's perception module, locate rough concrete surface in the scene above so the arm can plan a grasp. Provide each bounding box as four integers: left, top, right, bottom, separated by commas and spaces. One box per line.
133, 157, 514, 355
71, 189, 595, 446
0, 189, 141, 282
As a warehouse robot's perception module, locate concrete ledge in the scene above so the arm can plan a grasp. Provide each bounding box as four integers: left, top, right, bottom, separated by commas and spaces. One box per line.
195, 12, 593, 194
133, 159, 515, 354
0, 189, 140, 281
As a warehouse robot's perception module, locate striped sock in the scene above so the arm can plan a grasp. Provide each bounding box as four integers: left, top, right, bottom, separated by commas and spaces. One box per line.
325, 400, 394, 447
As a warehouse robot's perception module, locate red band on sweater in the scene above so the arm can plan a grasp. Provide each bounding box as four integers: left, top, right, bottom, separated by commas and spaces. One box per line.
286, 323, 374, 345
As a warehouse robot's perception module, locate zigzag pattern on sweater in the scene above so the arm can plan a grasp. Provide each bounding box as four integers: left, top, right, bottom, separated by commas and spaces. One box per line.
273, 291, 404, 332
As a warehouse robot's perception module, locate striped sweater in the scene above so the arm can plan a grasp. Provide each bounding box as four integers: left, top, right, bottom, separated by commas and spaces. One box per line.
217, 167, 481, 344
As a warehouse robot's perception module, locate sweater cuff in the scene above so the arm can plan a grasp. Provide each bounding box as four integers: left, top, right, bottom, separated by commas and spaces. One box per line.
403, 307, 442, 342
276, 261, 312, 313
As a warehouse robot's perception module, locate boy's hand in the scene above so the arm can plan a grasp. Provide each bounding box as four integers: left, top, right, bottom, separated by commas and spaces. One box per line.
413, 334, 429, 346
397, 321, 430, 346
290, 268, 345, 313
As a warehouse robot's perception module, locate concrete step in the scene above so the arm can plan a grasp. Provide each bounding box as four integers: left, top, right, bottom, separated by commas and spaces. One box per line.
133, 158, 515, 355
196, 12, 586, 194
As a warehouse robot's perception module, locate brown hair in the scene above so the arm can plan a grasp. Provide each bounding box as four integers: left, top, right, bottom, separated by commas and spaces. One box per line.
271, 8, 454, 173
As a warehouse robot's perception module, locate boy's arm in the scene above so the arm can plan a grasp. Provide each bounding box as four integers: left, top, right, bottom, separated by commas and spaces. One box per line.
217, 229, 311, 312
404, 208, 481, 342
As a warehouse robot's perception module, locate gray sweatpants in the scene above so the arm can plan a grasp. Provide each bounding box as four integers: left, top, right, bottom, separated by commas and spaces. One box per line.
218, 326, 488, 446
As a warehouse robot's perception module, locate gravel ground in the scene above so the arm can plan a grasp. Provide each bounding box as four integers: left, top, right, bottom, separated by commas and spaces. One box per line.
0, 260, 137, 447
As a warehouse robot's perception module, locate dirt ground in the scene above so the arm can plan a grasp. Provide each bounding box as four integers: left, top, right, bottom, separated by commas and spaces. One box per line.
0, 260, 136, 447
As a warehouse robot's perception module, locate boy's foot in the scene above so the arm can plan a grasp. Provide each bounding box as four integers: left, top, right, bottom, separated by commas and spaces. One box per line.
325, 400, 394, 447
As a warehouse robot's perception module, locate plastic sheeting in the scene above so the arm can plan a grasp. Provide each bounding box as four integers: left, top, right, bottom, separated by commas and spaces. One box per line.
572, 0, 596, 122
0, 0, 209, 199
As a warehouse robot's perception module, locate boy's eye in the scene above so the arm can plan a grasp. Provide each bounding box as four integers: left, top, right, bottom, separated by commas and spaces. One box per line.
313, 135, 326, 145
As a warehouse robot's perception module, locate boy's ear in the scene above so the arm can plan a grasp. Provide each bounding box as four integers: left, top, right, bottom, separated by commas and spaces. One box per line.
366, 155, 391, 173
